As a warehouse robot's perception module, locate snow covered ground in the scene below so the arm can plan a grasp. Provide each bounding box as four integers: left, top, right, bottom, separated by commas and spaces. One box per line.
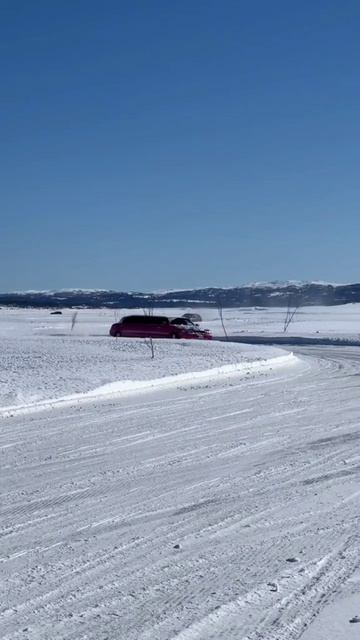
0, 309, 292, 414
1, 303, 359, 411
2, 346, 360, 639
199, 303, 360, 339
2, 302, 360, 341
2, 307, 360, 639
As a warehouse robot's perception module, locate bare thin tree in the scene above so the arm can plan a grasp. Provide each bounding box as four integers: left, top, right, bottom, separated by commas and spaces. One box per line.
283, 296, 300, 333
217, 296, 228, 340
142, 301, 155, 357
142, 298, 154, 316
144, 337, 155, 359
71, 311, 78, 332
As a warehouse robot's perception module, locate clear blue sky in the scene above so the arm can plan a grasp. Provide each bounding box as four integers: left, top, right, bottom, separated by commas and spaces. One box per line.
2, 0, 360, 291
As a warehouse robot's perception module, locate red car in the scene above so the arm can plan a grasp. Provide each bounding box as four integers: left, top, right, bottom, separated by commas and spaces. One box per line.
109, 315, 212, 340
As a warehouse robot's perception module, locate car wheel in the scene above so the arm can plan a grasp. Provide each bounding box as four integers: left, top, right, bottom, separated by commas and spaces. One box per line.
170, 333, 178, 339
115, 332, 122, 338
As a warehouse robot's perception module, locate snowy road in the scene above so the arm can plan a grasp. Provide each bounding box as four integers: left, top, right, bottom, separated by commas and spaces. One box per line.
2, 347, 360, 639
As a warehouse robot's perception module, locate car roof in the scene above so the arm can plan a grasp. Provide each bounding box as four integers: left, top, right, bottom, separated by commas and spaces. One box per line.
121, 314, 169, 323
121, 315, 169, 321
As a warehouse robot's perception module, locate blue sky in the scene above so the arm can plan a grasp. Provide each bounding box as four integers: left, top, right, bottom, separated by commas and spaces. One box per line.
2, 0, 360, 291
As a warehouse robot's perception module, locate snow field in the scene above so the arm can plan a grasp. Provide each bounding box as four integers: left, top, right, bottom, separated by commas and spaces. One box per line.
0, 309, 296, 413
2, 346, 360, 638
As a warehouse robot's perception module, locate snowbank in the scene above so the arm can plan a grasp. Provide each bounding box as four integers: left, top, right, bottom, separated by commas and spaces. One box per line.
0, 335, 296, 415
0, 309, 297, 415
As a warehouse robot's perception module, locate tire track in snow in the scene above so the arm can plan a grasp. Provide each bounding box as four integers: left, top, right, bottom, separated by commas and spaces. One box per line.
164, 536, 360, 640
3, 347, 360, 639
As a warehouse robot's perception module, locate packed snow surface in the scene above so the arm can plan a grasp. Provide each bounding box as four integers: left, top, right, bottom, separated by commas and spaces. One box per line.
2, 346, 360, 639
2, 307, 360, 639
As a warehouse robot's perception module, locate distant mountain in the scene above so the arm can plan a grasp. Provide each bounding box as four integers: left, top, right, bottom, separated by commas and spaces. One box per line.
1, 282, 360, 308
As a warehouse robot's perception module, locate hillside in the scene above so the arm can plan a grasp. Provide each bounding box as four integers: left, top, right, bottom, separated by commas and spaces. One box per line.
1, 281, 360, 308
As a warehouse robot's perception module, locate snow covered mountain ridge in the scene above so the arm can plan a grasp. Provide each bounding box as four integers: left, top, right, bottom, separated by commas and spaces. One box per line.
9, 280, 346, 295
1, 281, 360, 308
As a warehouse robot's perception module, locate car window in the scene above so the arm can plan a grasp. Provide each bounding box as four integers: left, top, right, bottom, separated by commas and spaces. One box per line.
122, 316, 136, 324
150, 317, 169, 325
122, 316, 148, 324
122, 315, 169, 325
